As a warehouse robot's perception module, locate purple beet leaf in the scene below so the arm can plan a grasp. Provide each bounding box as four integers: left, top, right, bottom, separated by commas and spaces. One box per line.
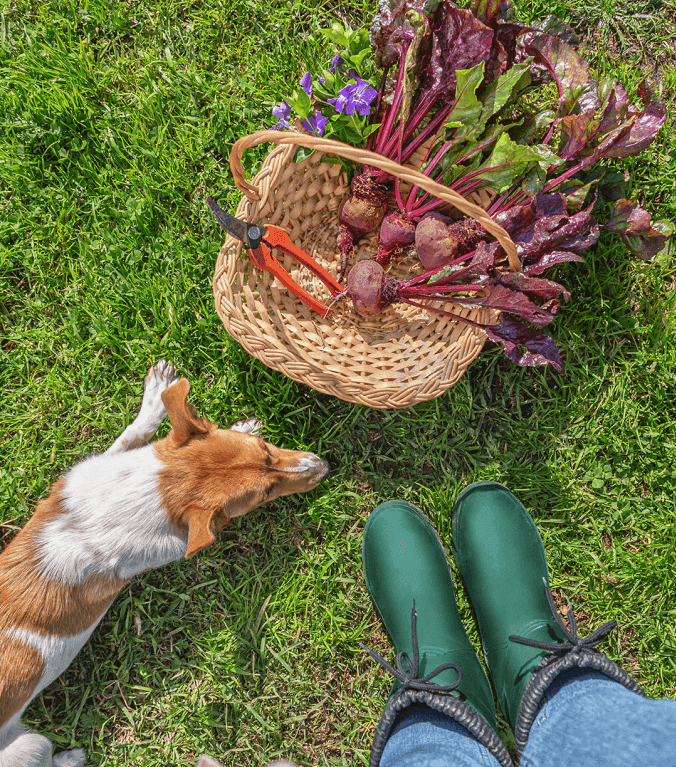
602, 199, 673, 261
451, 284, 557, 328
484, 315, 564, 372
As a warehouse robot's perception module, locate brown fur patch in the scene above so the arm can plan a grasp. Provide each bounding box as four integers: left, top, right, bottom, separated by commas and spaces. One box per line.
0, 638, 45, 729
161, 378, 217, 446
154, 428, 326, 557
0, 480, 128, 637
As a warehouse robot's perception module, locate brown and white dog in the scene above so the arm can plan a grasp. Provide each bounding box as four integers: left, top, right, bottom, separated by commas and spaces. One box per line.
0, 361, 328, 767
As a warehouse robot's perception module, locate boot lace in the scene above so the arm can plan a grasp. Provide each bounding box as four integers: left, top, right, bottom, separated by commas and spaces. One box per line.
359, 600, 463, 694
509, 578, 617, 657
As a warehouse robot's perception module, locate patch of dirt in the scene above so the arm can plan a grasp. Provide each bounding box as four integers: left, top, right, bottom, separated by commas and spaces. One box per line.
550, 588, 592, 633
579, 9, 676, 91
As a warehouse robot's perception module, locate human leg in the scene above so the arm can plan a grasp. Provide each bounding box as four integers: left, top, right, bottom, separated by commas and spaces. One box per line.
380, 703, 504, 767
360, 500, 512, 767
451, 481, 660, 766
519, 667, 676, 767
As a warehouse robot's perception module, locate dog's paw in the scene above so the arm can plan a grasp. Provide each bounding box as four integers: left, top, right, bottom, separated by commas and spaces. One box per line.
229, 417, 262, 435
145, 360, 179, 396
52, 748, 86, 767
140, 361, 179, 412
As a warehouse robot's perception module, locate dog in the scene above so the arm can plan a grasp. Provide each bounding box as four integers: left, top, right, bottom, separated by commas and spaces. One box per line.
0, 361, 329, 767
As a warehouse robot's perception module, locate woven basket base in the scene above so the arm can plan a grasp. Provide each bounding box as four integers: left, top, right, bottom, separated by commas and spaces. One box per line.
213, 145, 497, 410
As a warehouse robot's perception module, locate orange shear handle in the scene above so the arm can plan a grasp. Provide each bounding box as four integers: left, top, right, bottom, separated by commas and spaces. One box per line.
250, 225, 343, 316
262, 226, 343, 296
249, 242, 334, 317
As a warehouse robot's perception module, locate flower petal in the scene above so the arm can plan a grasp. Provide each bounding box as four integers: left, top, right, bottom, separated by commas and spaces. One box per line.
299, 72, 313, 97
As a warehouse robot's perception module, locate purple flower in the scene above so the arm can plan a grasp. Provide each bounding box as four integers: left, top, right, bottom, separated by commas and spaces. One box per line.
271, 101, 292, 130
328, 78, 377, 117
301, 111, 329, 137
329, 54, 342, 73
327, 85, 352, 114
317, 73, 326, 85
299, 72, 313, 98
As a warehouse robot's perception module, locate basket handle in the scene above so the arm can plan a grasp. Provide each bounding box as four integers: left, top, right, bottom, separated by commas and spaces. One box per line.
230, 130, 520, 272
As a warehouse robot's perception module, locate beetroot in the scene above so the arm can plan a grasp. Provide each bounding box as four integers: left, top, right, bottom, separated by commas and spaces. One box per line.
345, 258, 486, 319
346, 259, 393, 317
376, 211, 416, 265
338, 173, 389, 279
415, 212, 487, 271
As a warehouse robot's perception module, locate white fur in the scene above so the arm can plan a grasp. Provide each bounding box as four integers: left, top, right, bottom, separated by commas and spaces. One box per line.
38, 446, 187, 584
228, 418, 262, 434
281, 454, 322, 473
0, 718, 85, 767
0, 719, 84, 767
106, 360, 178, 454
0, 716, 55, 767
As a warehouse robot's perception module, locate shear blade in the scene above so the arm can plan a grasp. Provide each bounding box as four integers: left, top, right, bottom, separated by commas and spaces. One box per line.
206, 196, 254, 244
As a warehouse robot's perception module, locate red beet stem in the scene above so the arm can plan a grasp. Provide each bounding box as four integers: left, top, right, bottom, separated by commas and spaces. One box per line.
400, 283, 485, 296
404, 248, 480, 288
398, 296, 488, 329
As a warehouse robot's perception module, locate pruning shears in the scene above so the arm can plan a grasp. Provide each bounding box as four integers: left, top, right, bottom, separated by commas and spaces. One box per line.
207, 196, 343, 316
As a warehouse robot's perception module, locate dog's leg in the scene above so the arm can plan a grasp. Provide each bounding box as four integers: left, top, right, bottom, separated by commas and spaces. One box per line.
228, 418, 262, 435
0, 721, 62, 767
106, 360, 179, 454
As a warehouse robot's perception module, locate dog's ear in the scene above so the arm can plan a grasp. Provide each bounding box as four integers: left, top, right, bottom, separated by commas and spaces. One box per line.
161, 378, 216, 446
183, 503, 221, 558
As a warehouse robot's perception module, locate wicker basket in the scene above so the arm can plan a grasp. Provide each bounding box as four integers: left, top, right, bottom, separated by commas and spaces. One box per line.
213, 130, 518, 410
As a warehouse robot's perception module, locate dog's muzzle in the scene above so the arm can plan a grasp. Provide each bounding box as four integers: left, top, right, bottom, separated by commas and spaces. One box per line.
284, 453, 329, 479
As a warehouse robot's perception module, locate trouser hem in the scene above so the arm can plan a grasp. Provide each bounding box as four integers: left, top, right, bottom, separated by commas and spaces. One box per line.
514, 647, 646, 761
370, 689, 514, 767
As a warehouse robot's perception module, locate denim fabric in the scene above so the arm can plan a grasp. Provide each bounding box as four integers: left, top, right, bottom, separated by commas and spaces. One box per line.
520, 669, 676, 767
380, 703, 497, 767
380, 670, 676, 767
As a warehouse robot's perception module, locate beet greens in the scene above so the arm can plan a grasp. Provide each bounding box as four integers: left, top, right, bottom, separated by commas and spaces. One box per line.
273, 0, 671, 371
336, 0, 669, 371
338, 0, 503, 274
338, 0, 668, 290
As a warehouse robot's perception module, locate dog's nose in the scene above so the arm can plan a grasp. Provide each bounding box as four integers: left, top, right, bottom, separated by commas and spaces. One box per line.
284, 452, 329, 479
314, 456, 330, 480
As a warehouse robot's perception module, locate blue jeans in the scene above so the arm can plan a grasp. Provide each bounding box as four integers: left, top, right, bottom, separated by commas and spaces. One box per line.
380, 670, 676, 767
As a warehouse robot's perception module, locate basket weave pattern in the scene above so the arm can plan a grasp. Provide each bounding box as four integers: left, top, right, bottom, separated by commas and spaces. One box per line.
213, 132, 511, 409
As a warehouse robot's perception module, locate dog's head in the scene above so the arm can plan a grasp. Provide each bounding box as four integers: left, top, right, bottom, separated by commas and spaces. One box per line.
155, 378, 328, 558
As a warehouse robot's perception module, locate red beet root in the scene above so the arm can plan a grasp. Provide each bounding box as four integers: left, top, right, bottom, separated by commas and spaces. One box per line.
415, 211, 487, 271
346, 259, 390, 317
376, 211, 416, 265
338, 173, 389, 279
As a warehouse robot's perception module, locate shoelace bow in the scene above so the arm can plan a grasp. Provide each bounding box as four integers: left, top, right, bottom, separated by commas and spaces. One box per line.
359, 600, 462, 694
509, 578, 618, 657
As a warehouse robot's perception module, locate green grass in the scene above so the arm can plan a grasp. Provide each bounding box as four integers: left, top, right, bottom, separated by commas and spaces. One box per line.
1, 0, 675, 765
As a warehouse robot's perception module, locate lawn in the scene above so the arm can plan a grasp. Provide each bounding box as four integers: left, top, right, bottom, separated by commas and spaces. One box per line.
0, 0, 675, 765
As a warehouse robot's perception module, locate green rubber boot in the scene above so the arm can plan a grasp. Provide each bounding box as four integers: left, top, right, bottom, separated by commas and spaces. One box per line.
361, 500, 512, 767
452, 481, 645, 760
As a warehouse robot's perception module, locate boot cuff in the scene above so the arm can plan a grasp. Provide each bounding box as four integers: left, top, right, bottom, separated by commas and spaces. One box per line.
514, 647, 646, 759
369, 689, 513, 767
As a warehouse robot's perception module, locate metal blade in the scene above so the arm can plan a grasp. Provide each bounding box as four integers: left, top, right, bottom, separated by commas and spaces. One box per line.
206, 196, 251, 243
